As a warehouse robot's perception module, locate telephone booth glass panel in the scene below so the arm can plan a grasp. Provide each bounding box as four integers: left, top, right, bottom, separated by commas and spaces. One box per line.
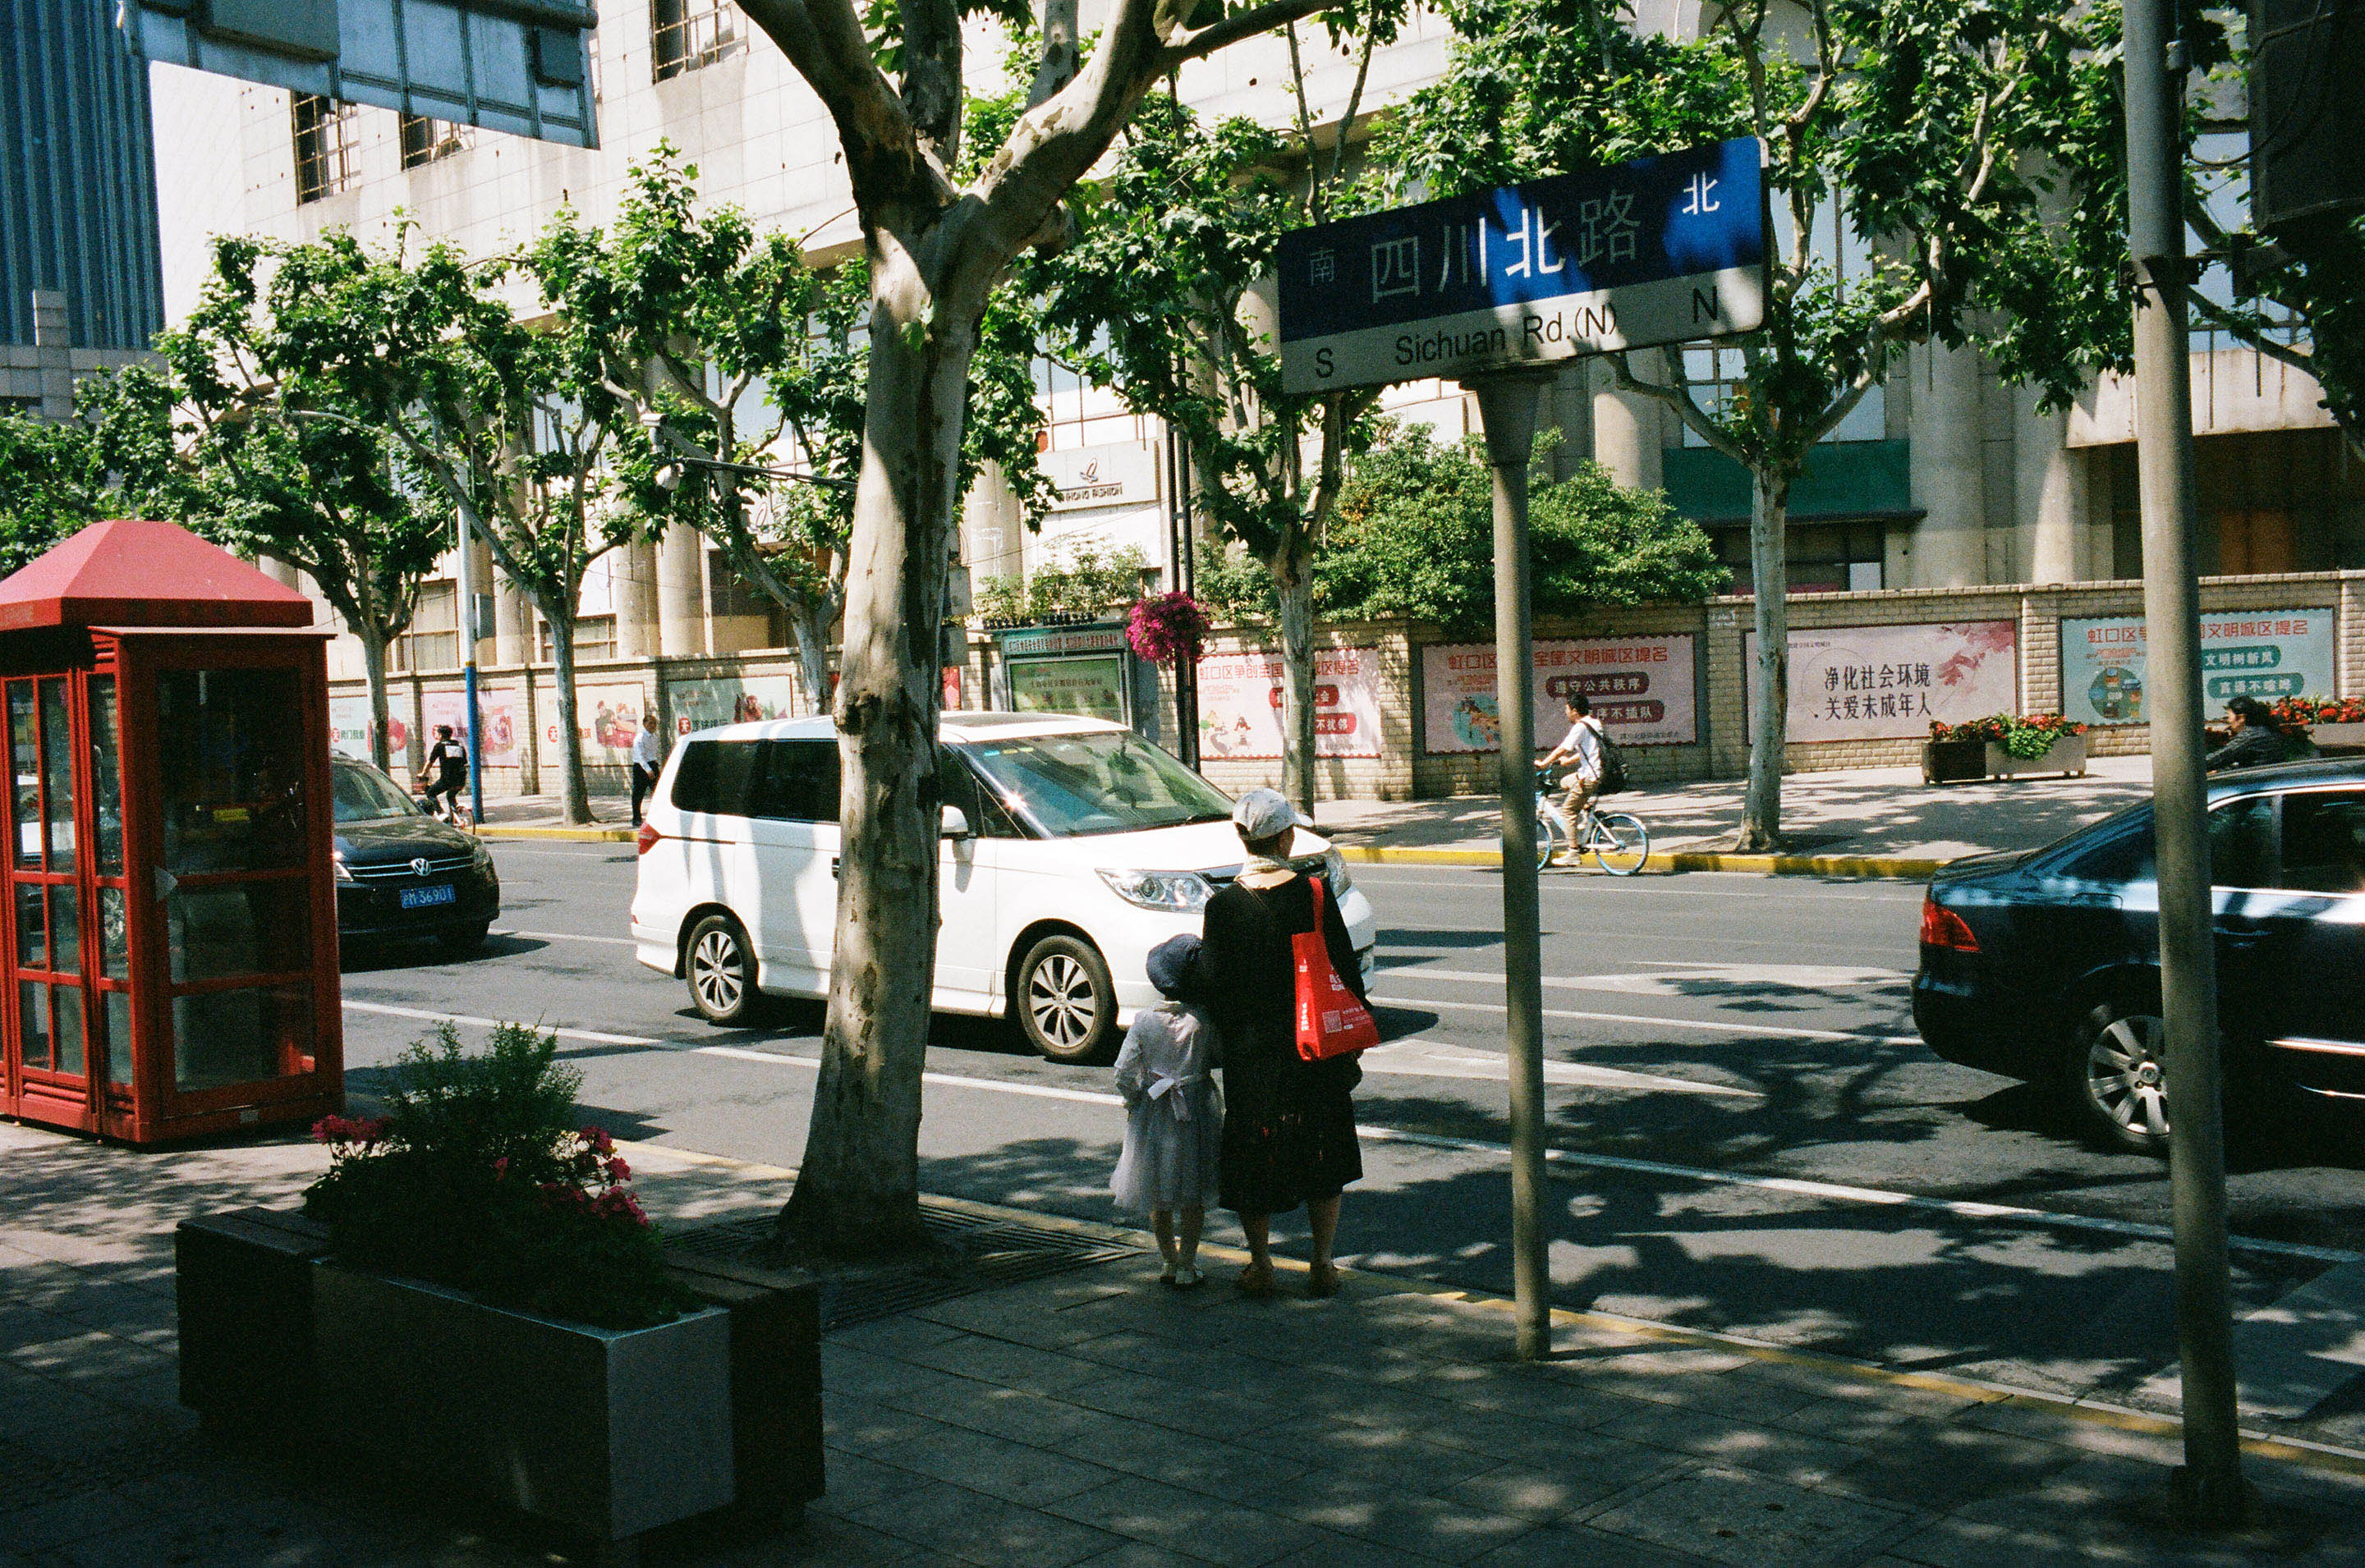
7, 676, 90, 1095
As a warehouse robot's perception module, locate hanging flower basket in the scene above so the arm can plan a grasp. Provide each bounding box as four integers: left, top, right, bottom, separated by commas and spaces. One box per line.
1125, 592, 1211, 667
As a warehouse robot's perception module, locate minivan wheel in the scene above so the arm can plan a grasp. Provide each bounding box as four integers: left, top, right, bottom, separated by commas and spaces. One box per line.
2069, 1000, 2171, 1155
1016, 934, 1118, 1064
687, 914, 763, 1027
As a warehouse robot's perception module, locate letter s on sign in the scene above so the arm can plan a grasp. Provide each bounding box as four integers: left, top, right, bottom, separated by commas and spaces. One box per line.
1316, 347, 1334, 377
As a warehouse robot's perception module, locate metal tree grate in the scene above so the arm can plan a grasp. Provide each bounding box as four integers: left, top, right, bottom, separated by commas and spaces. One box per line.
668, 1201, 1141, 1332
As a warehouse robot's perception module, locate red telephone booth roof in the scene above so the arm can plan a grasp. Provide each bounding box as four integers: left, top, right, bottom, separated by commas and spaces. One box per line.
0, 520, 316, 632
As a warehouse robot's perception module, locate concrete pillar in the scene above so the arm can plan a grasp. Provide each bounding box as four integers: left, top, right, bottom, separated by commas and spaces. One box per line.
30, 290, 74, 422
611, 538, 661, 658
2018, 389, 2087, 585
1545, 362, 1595, 482
655, 523, 707, 658
1590, 359, 1662, 491
1908, 340, 1988, 587
494, 572, 534, 667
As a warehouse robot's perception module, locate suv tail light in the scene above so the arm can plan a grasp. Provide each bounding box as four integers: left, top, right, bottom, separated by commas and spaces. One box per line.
1920, 894, 1979, 953
635, 822, 662, 856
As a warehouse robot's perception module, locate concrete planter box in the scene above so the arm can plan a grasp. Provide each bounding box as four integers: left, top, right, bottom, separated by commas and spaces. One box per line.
1922, 738, 1988, 784
177, 1210, 824, 1552
2311, 721, 2365, 752
1985, 733, 2087, 778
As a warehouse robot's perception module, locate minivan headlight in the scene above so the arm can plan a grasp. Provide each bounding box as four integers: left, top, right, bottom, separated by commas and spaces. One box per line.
1097, 868, 1215, 911
1324, 848, 1353, 894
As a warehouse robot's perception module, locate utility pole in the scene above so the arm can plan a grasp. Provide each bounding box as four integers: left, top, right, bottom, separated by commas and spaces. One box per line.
2123, 0, 2245, 1522
1469, 369, 1553, 1361
454, 511, 485, 826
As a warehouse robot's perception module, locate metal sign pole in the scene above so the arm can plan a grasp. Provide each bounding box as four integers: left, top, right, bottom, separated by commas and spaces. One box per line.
1470, 368, 1553, 1361
454, 512, 485, 828
2124, 0, 2245, 1522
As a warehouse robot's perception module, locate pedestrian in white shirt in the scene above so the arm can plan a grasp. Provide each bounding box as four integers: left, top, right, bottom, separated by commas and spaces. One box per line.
1113, 933, 1223, 1289
1538, 692, 1605, 866
629, 713, 666, 827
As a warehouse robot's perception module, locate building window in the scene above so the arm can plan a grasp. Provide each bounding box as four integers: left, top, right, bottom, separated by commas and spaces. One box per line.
652, 0, 739, 80
539, 616, 618, 663
392, 583, 458, 672
291, 94, 359, 204
1713, 521, 1886, 597
398, 114, 473, 169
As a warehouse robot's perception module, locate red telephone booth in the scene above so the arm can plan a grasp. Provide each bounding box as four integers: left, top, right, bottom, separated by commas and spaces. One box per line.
0, 520, 342, 1144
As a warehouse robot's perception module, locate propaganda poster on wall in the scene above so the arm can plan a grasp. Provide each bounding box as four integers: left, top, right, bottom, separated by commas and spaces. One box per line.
423, 687, 521, 763
1197, 647, 1384, 759
328, 694, 376, 761
665, 673, 806, 735
1421, 635, 1698, 753
1747, 621, 2018, 741
2060, 610, 2336, 727
549, 683, 650, 766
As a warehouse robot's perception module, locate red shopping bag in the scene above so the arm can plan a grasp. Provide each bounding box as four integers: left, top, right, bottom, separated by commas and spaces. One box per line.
1294, 873, 1380, 1061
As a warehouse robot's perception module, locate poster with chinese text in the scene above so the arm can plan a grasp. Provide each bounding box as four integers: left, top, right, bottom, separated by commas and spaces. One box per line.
1750, 622, 2018, 741
1008, 656, 1128, 723
1197, 647, 1383, 759
664, 673, 807, 736
328, 694, 375, 760
424, 687, 520, 763
549, 683, 649, 766
2060, 610, 2335, 727
1421, 635, 1697, 753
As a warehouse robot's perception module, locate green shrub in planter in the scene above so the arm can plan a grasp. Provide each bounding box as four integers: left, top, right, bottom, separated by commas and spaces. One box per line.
302, 1023, 698, 1331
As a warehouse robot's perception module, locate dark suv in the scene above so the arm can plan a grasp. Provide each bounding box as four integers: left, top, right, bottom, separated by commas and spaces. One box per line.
1913, 758, 2365, 1153
331, 758, 501, 954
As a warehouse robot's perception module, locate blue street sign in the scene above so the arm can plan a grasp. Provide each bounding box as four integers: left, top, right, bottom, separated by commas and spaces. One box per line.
1279, 138, 1768, 393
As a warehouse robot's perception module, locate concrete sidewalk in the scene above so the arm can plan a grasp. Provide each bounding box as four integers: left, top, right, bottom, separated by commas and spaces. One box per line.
6, 1117, 2363, 1566
1319, 756, 2158, 878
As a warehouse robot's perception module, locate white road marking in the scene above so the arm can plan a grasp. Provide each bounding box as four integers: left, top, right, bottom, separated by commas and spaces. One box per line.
1348, 873, 1919, 901
1381, 962, 1909, 995
343, 1001, 2359, 1266
1360, 1039, 1756, 1096
490, 927, 639, 947
1370, 993, 1923, 1047
341, 999, 654, 1046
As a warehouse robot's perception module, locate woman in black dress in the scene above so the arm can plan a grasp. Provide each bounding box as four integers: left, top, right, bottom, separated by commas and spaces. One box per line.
1199, 788, 1367, 1298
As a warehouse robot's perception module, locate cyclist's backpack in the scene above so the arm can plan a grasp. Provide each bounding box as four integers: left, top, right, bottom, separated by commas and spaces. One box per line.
1596, 726, 1630, 795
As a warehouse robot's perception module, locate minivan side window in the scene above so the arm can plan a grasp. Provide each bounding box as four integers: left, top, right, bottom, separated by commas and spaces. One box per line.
2063, 797, 2275, 887
670, 739, 763, 816
754, 740, 839, 823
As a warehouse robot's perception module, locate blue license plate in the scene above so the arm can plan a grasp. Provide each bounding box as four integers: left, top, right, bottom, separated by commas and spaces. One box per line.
399, 883, 458, 910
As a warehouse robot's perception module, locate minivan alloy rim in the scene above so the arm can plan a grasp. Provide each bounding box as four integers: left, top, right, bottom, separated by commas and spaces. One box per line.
1029, 953, 1095, 1049
2087, 1014, 2170, 1138
693, 928, 743, 1015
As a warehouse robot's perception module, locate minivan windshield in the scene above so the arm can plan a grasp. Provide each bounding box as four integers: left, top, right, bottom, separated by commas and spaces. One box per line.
332, 761, 421, 823
960, 731, 1233, 837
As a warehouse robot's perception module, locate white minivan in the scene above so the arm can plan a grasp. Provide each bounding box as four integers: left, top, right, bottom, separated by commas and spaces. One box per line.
629, 713, 1379, 1062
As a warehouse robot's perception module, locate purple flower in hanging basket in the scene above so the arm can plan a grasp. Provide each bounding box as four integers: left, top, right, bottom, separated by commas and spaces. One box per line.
1127, 593, 1211, 667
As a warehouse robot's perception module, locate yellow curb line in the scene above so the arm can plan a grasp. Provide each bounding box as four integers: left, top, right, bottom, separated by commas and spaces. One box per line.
475, 824, 636, 842
1332, 843, 1943, 879
623, 1137, 2365, 1479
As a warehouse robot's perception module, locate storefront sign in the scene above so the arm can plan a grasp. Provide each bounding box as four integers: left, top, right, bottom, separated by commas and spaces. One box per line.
1040, 443, 1160, 511
1007, 655, 1129, 722
2060, 609, 2337, 727
1197, 647, 1384, 759
665, 673, 806, 736
1750, 621, 2018, 741
1421, 635, 1698, 752
424, 687, 520, 763
549, 683, 650, 765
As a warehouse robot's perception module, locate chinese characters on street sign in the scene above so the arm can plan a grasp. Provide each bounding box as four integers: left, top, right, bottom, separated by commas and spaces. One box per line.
1278, 139, 1768, 393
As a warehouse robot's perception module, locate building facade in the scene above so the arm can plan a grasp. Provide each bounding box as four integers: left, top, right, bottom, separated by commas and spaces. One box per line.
140, 1, 2365, 785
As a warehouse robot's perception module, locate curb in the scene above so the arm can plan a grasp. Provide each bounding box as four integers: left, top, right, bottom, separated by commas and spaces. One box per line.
1332, 843, 1944, 879
622, 1138, 2365, 1480
475, 824, 637, 842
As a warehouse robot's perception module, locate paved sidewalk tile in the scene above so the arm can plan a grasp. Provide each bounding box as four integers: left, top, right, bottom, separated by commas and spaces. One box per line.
1579, 1465, 1919, 1567
1254, 1467, 1550, 1562
1049, 1474, 1327, 1567
847, 1471, 1124, 1566
866, 1422, 1124, 1507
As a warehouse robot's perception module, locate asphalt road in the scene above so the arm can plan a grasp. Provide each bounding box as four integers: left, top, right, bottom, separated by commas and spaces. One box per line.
338, 844, 2365, 1428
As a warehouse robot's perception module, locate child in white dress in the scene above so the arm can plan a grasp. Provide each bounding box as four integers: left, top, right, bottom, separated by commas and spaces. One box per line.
1113, 934, 1224, 1289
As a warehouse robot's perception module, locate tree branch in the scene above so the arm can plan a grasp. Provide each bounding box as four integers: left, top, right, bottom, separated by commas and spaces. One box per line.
1610, 348, 1750, 465
737, 0, 948, 209
1030, 0, 1081, 106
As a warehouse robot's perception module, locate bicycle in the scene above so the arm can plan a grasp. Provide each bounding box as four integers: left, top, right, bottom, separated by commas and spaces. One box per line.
1532, 768, 1649, 875
417, 782, 475, 832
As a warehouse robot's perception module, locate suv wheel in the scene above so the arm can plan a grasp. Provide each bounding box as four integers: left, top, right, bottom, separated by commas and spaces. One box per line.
2069, 999, 2171, 1154
687, 913, 763, 1026
1016, 934, 1118, 1064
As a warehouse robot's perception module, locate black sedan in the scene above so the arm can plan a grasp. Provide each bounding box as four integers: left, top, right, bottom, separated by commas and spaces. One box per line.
1914, 757, 2365, 1153
332, 758, 501, 954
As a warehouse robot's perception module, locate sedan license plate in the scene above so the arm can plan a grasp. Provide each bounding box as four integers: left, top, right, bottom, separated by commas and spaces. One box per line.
399, 883, 458, 910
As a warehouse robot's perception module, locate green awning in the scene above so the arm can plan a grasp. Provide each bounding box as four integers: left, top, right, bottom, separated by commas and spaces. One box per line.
1660, 438, 1914, 524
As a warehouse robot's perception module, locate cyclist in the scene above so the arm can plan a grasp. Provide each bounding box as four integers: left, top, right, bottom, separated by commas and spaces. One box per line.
1538, 691, 1605, 867
418, 723, 470, 823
